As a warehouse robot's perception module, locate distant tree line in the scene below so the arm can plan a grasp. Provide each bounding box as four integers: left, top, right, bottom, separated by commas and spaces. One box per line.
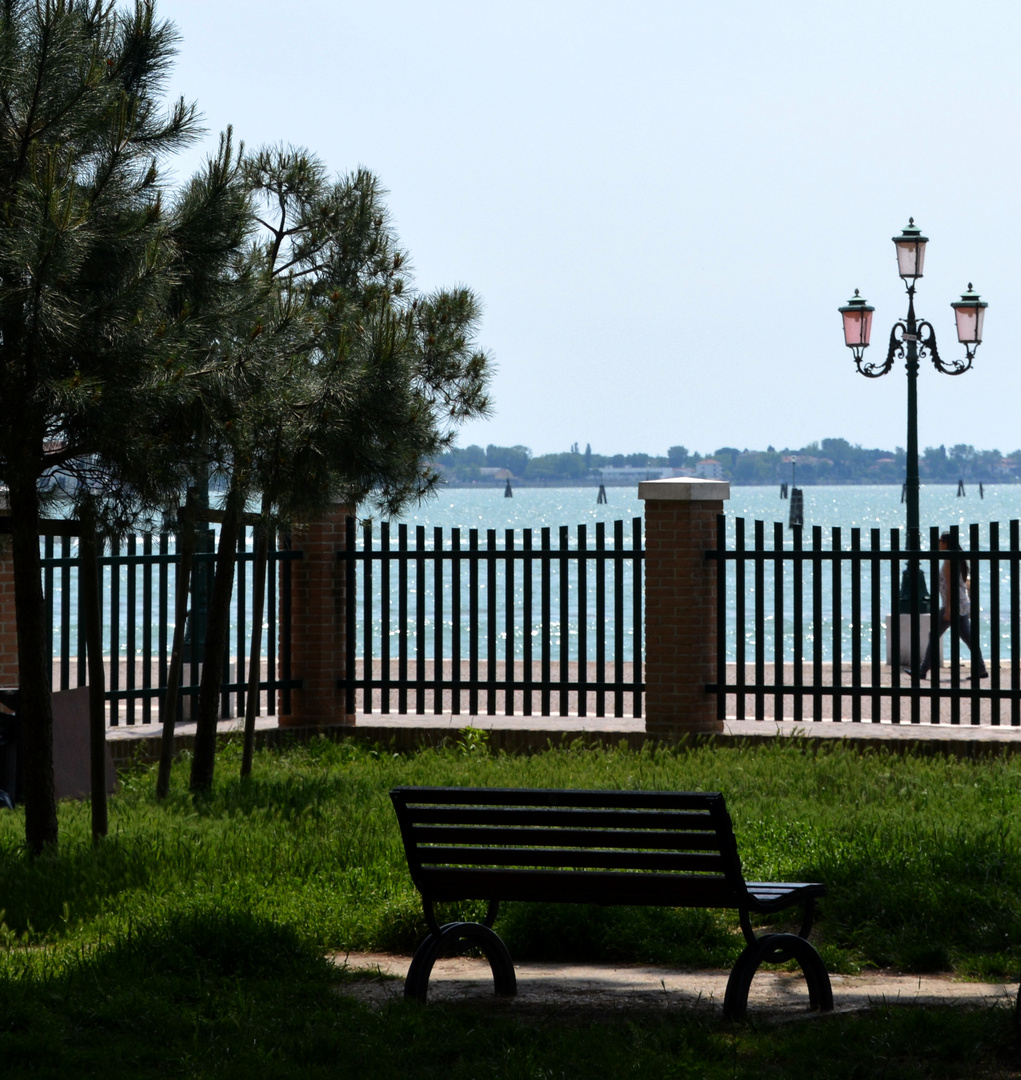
435, 437, 1021, 485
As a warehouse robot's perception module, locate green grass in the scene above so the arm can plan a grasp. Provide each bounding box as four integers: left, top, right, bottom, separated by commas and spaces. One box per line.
2, 735, 1021, 1077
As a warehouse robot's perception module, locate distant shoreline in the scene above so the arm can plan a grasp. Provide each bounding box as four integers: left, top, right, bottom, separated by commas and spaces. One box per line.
438, 479, 1019, 490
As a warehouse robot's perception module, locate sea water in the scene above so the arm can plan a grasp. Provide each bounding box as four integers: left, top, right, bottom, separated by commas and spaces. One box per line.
52, 483, 1021, 663
372, 483, 1021, 664
389, 482, 1021, 538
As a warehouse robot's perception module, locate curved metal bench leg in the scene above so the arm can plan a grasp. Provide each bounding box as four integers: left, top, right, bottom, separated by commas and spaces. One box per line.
723, 933, 833, 1020
404, 921, 517, 1003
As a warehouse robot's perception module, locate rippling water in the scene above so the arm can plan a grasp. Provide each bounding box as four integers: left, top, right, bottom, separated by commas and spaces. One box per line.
57, 483, 1021, 664
391, 481, 1021, 538
376, 483, 1021, 664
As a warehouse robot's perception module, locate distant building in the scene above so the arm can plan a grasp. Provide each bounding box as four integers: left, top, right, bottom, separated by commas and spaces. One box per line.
694, 459, 723, 480
479, 467, 513, 480
598, 466, 673, 482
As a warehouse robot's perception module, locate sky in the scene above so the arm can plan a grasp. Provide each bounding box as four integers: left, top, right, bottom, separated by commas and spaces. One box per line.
158, 0, 1021, 460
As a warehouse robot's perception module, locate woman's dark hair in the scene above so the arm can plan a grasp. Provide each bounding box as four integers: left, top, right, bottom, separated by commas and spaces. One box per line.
939, 531, 968, 582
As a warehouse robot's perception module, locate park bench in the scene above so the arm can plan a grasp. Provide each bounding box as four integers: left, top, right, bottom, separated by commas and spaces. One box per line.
390, 786, 833, 1019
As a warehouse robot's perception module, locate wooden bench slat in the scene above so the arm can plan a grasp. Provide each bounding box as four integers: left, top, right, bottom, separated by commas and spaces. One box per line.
397, 787, 728, 811
418, 846, 729, 874
403, 806, 719, 831
416, 867, 742, 908
409, 825, 723, 851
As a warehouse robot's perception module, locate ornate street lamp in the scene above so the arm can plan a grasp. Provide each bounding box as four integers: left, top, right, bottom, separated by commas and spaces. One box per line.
838, 219, 987, 617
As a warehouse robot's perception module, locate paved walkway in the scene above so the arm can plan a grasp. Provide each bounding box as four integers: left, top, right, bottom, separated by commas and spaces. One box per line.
334, 953, 1017, 1018
104, 703, 1021, 767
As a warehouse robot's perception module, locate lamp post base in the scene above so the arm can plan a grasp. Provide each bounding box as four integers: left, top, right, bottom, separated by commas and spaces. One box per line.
885, 613, 943, 669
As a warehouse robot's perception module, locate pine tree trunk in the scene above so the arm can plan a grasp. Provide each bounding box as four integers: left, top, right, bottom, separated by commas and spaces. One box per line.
9, 478, 57, 853
78, 505, 108, 842
241, 496, 270, 779
157, 492, 197, 800
189, 488, 244, 795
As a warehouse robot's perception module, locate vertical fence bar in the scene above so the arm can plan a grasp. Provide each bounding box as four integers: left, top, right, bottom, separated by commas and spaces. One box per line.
469, 528, 480, 716
340, 516, 354, 718
577, 524, 587, 718
43, 534, 55, 690
487, 528, 498, 715
380, 522, 391, 714
811, 526, 823, 721
522, 527, 533, 717
361, 521, 374, 714
773, 521, 785, 721
907, 534, 922, 729
631, 517, 643, 719
753, 519, 765, 720
870, 528, 883, 723
831, 527, 842, 723
595, 522, 606, 719
613, 519, 625, 718
450, 527, 461, 715
948, 525, 961, 726
232, 528, 245, 721
889, 529, 902, 724
1012, 521, 1020, 726
396, 524, 408, 713
969, 522, 982, 726
988, 521, 1001, 725
109, 541, 121, 726
925, 525, 942, 724
504, 529, 516, 716
541, 526, 551, 716
158, 533, 169, 715
734, 517, 746, 720
58, 534, 71, 692
76, 535, 87, 687
141, 534, 153, 724
850, 528, 861, 724
416, 525, 427, 715
434, 526, 444, 715
714, 513, 727, 722
275, 532, 288, 717
792, 525, 803, 724
559, 525, 570, 716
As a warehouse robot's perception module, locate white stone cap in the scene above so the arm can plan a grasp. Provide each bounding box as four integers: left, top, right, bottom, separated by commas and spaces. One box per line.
637, 477, 730, 502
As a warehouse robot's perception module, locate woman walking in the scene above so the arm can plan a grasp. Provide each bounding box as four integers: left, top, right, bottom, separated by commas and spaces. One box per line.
915, 531, 988, 680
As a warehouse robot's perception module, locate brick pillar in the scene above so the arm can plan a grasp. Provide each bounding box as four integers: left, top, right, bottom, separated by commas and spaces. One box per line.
639, 478, 729, 738
281, 504, 355, 728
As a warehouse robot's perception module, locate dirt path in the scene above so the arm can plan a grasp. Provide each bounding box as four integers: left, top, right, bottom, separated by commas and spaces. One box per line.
333, 953, 1017, 1019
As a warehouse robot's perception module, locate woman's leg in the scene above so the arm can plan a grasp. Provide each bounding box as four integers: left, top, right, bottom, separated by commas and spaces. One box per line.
919, 613, 949, 678
956, 616, 988, 677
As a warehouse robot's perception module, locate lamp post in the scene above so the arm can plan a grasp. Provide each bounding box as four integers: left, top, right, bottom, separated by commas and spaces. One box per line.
839, 219, 987, 614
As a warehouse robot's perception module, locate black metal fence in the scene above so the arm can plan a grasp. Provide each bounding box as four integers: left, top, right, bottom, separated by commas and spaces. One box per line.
709, 517, 1021, 724
338, 517, 644, 717
39, 524, 298, 726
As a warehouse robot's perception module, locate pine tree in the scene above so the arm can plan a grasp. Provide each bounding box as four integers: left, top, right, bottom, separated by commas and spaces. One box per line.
0, 1, 241, 850
185, 147, 492, 794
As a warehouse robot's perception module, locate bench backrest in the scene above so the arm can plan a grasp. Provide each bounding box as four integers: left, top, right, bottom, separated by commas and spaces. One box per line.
390, 787, 751, 909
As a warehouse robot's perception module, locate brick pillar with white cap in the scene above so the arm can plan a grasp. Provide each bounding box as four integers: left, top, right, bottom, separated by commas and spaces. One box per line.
639, 477, 729, 737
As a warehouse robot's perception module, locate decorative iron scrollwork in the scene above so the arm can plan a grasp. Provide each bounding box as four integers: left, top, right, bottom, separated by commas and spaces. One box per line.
916, 319, 974, 375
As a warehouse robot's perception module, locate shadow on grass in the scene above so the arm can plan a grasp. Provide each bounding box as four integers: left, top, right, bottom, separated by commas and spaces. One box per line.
2, 910, 1020, 1079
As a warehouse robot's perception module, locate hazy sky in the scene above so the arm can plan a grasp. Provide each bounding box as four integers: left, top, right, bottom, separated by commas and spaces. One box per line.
160, 0, 1021, 459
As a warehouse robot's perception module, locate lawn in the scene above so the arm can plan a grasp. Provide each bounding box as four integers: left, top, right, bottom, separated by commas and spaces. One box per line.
2, 734, 1020, 1077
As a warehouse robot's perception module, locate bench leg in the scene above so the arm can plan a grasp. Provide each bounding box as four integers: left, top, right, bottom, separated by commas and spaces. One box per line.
723, 933, 833, 1020
405, 921, 517, 1003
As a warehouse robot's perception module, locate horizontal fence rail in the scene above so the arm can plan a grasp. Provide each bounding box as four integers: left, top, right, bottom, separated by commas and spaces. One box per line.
338, 517, 644, 718
30, 522, 299, 726
710, 517, 1021, 724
